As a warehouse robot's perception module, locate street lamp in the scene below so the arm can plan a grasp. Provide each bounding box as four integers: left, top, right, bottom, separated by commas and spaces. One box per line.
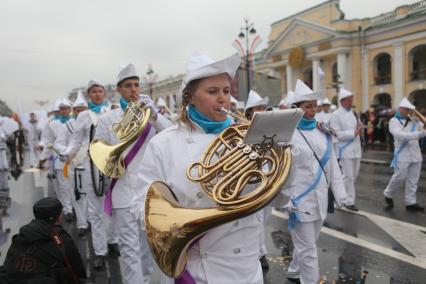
143, 64, 158, 97
234, 17, 260, 93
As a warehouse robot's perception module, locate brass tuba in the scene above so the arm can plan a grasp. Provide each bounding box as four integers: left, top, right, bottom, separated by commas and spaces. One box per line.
145, 109, 292, 278
89, 101, 151, 178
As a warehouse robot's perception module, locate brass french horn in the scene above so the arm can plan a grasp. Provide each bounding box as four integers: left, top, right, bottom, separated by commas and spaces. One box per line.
145, 108, 292, 278
89, 101, 151, 178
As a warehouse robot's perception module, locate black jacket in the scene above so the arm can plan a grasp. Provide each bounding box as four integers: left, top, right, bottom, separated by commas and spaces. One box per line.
2, 219, 86, 284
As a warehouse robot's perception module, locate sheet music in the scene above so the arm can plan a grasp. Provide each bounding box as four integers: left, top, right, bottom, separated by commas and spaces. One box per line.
243, 108, 304, 145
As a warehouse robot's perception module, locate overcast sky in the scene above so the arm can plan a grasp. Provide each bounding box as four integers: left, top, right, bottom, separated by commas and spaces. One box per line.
0, 0, 420, 113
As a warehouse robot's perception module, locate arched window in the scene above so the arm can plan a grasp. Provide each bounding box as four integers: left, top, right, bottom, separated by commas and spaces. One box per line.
374, 53, 392, 85
331, 62, 338, 83
409, 89, 426, 111
409, 45, 426, 81
371, 93, 392, 108
303, 68, 313, 89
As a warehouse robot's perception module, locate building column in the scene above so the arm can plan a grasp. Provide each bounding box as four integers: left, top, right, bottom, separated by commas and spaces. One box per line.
362, 47, 369, 111
286, 64, 293, 93
393, 42, 404, 107
337, 53, 347, 88
312, 58, 321, 95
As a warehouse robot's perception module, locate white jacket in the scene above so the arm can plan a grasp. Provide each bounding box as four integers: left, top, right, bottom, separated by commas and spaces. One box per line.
95, 108, 172, 209
330, 107, 362, 159
315, 111, 331, 125
284, 127, 347, 222
40, 119, 72, 170
389, 117, 425, 164
131, 123, 263, 284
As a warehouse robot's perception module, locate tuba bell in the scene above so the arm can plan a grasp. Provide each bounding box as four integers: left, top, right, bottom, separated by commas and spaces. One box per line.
89, 101, 151, 178
144, 109, 292, 278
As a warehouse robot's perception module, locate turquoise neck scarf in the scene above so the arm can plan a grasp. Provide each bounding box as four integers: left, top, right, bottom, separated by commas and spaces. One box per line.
394, 111, 406, 120
55, 115, 70, 123
120, 98, 129, 111
188, 105, 231, 134
298, 117, 317, 130
88, 100, 108, 113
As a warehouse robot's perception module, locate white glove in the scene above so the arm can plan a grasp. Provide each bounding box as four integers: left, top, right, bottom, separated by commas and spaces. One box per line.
281, 201, 295, 214
139, 94, 155, 109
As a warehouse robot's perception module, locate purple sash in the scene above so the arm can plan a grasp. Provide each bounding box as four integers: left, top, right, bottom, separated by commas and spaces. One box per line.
175, 270, 196, 284
104, 123, 152, 215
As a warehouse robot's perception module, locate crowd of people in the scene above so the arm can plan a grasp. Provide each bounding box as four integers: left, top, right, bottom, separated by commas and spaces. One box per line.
0, 50, 424, 284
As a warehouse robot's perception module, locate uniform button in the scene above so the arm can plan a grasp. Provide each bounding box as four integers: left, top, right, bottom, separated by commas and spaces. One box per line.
186, 137, 194, 144
234, 220, 239, 227
200, 251, 207, 259
233, 248, 241, 254
196, 192, 204, 199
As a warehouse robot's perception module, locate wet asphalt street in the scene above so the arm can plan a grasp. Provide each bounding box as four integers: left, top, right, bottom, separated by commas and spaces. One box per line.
0, 156, 425, 284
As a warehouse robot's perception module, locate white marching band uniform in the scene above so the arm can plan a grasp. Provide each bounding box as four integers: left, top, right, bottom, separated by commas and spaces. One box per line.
315, 98, 331, 125
131, 51, 264, 284
384, 98, 426, 206
284, 80, 347, 284
39, 99, 74, 215
0, 124, 8, 190
27, 117, 42, 167
64, 83, 119, 257
330, 88, 361, 206
95, 64, 172, 284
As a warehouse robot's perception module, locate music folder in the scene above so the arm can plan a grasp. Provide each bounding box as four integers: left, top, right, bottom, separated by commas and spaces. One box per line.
243, 108, 304, 146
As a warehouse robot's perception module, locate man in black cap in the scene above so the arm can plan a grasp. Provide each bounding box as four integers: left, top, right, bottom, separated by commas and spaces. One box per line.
2, 197, 86, 283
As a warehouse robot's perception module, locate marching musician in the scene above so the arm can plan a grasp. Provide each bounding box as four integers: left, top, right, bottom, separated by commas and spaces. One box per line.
55, 91, 89, 236
39, 98, 75, 222
283, 79, 347, 284
330, 87, 363, 211
27, 112, 42, 168
278, 91, 295, 110
315, 98, 332, 125
95, 64, 172, 284
0, 120, 9, 195
383, 98, 425, 212
244, 89, 269, 120
131, 51, 265, 284
64, 80, 120, 269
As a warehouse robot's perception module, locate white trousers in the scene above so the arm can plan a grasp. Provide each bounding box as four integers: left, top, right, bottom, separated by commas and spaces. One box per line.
339, 158, 360, 205
55, 170, 73, 214
288, 219, 323, 284
85, 169, 119, 256
0, 170, 8, 189
259, 207, 272, 257
384, 161, 421, 206
72, 168, 88, 229
115, 207, 153, 284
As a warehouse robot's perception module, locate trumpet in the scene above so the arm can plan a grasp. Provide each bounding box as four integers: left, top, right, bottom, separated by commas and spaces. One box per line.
412, 109, 426, 126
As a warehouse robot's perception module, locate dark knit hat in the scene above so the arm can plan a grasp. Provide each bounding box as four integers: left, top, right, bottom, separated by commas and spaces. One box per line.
33, 197, 63, 223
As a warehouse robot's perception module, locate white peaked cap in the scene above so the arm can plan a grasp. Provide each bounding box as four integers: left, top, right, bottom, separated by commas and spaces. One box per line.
293, 79, 317, 103
73, 90, 87, 108
230, 95, 238, 104
338, 87, 353, 101
279, 99, 286, 107
284, 91, 296, 106
87, 79, 104, 92
317, 100, 323, 106
117, 64, 139, 84
157, 97, 166, 107
322, 98, 331, 105
50, 99, 61, 112
331, 104, 337, 112
399, 97, 415, 110
180, 50, 241, 93
59, 98, 72, 108
244, 90, 269, 112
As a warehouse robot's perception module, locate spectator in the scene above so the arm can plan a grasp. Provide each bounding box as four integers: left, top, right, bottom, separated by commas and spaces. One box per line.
2, 197, 86, 283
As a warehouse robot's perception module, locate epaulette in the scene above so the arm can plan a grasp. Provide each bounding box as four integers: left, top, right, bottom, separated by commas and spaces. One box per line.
317, 122, 336, 137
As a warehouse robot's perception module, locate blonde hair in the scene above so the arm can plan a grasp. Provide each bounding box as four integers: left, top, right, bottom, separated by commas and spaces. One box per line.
178, 78, 202, 130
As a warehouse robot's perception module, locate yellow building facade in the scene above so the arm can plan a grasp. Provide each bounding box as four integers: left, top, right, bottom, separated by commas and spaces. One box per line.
256, 0, 426, 111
